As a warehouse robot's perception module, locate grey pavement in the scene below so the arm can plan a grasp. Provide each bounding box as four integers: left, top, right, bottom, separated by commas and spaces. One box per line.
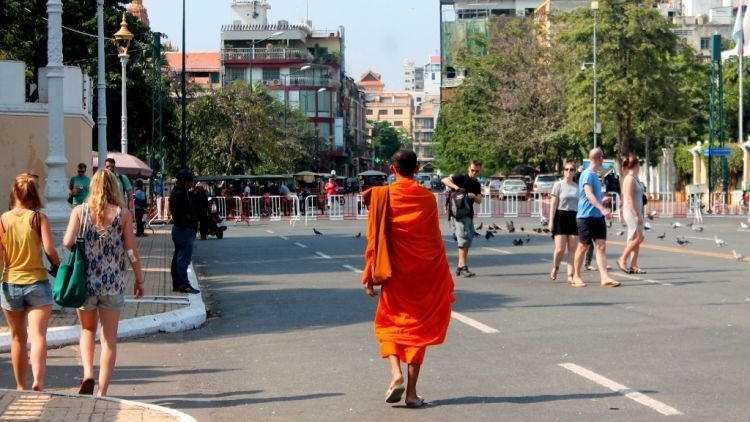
1, 227, 204, 421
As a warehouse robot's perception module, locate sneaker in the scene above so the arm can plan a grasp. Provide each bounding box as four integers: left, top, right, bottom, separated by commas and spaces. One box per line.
456, 267, 463, 276
460, 266, 476, 278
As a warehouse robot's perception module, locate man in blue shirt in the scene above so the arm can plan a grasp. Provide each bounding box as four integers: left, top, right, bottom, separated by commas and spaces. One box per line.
572, 148, 620, 288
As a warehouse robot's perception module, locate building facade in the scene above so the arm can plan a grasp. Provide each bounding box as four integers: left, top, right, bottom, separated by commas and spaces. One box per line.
216, 0, 366, 175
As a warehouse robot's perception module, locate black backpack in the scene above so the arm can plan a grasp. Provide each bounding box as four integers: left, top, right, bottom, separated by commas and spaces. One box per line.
448, 188, 472, 220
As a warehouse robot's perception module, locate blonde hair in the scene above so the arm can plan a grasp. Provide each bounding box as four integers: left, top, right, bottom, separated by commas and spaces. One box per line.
12, 172, 42, 211
87, 170, 123, 229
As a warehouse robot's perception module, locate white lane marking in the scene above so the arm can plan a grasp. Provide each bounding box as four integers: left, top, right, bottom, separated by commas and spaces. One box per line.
559, 363, 682, 416
315, 251, 332, 260
483, 247, 513, 255
278, 235, 289, 240
265, 229, 275, 234
294, 242, 308, 248
343, 264, 363, 273
451, 311, 499, 334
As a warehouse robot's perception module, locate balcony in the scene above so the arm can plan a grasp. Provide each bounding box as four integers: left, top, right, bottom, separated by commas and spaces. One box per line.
222, 47, 312, 63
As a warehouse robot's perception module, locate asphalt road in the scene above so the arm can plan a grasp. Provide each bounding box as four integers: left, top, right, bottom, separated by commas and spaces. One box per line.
16, 215, 750, 421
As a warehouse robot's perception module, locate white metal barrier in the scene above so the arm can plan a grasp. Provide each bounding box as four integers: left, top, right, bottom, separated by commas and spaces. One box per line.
477, 193, 492, 218
304, 195, 318, 224
149, 196, 170, 224
504, 194, 519, 217
244, 196, 262, 221
606, 192, 621, 222
687, 193, 703, 223
328, 194, 344, 220
288, 195, 301, 224
709, 192, 727, 215
531, 192, 544, 218
658, 192, 674, 218
356, 194, 368, 219
268, 195, 282, 221
228, 196, 243, 223
212, 196, 229, 219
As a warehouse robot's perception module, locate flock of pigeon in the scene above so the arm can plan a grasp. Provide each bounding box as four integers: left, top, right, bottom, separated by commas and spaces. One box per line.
312, 211, 747, 261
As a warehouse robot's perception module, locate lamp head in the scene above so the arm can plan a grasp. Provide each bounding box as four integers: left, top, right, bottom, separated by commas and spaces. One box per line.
113, 13, 134, 55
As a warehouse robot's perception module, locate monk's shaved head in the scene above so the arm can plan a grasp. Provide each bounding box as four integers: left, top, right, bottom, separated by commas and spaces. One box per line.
392, 150, 418, 177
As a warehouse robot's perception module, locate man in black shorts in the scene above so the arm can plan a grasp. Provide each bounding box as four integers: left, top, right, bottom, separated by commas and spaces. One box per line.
572, 148, 620, 288
442, 160, 483, 277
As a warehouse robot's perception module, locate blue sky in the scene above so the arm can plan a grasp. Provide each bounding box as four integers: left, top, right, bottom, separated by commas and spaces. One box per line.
146, 0, 440, 90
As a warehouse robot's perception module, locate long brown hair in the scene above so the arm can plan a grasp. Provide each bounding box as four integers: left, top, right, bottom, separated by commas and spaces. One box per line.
12, 172, 43, 211
87, 170, 123, 229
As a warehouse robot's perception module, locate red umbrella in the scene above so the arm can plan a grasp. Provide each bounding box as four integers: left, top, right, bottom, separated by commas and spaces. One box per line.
92, 152, 153, 178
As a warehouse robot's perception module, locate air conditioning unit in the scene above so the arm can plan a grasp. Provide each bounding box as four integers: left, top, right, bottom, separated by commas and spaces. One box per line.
272, 79, 282, 86
262, 80, 272, 86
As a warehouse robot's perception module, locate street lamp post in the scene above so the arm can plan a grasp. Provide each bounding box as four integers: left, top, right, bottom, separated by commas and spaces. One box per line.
582, 1, 600, 149
114, 14, 133, 155
96, 0, 107, 167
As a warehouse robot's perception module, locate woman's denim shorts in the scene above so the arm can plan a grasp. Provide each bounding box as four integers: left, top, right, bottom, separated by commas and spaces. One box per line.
1, 280, 53, 312
79, 293, 125, 312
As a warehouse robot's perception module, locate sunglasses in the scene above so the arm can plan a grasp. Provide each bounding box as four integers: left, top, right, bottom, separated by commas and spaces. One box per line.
564, 168, 575, 171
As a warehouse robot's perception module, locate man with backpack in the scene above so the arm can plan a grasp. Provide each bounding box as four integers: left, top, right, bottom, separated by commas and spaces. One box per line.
442, 160, 483, 278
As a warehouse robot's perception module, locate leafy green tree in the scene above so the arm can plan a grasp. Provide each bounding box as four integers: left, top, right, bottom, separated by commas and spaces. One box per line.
186, 82, 316, 175
371, 120, 408, 163
0, 1, 179, 168
553, 0, 706, 159
436, 16, 566, 175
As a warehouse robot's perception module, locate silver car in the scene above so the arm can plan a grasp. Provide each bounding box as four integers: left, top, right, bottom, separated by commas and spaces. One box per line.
533, 174, 558, 196
501, 179, 528, 200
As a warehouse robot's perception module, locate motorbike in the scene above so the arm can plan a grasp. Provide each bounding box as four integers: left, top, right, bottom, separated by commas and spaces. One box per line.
200, 201, 227, 239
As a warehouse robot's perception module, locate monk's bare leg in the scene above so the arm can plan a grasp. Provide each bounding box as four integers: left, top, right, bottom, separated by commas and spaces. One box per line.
405, 363, 422, 404
388, 355, 404, 389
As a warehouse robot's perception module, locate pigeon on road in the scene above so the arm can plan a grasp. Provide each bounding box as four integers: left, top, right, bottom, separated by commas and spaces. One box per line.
540, 216, 548, 226
732, 250, 744, 261
513, 239, 523, 246
647, 210, 658, 220
644, 222, 653, 231
691, 224, 704, 233
714, 235, 727, 248
656, 232, 666, 240
616, 229, 625, 236
475, 222, 483, 231
354, 232, 361, 238
607, 219, 613, 228
671, 222, 682, 229
507, 221, 516, 233
313, 228, 323, 235
676, 237, 690, 246
485, 230, 495, 240
741, 221, 748, 229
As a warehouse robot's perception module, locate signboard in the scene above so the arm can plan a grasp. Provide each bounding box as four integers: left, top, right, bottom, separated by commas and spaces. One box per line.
703, 147, 731, 157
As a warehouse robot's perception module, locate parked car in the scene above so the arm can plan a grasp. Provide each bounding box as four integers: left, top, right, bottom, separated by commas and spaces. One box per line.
482, 179, 504, 198
533, 174, 559, 196
415, 173, 432, 189
501, 179, 528, 200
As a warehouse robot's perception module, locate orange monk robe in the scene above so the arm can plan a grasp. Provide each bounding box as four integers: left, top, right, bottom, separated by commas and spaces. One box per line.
362, 178, 455, 363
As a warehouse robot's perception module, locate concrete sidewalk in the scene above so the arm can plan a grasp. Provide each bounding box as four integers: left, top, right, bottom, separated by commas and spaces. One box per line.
0, 389, 196, 421
0, 228, 206, 351
1, 227, 205, 421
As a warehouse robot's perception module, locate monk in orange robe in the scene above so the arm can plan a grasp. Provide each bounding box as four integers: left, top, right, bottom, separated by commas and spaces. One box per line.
362, 150, 455, 408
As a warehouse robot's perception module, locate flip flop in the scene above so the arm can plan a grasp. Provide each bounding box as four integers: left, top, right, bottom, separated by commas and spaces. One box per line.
631, 268, 647, 274
617, 261, 633, 274
385, 384, 405, 403
405, 396, 426, 408
601, 280, 621, 288
78, 378, 94, 395
568, 279, 587, 288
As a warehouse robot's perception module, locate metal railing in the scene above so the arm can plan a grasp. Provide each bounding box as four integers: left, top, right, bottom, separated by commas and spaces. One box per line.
221, 47, 310, 61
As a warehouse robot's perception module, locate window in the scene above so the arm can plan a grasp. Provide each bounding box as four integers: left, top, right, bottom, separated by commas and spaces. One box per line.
317, 90, 331, 117
422, 120, 433, 129
423, 147, 433, 158
378, 109, 388, 115
262, 68, 280, 81
300, 91, 317, 117
210, 72, 220, 83
394, 109, 403, 115
700, 37, 710, 51
366, 109, 373, 115
224, 67, 246, 83
394, 121, 403, 127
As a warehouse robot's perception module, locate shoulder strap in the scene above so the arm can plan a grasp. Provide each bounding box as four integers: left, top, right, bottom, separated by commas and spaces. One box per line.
78, 204, 89, 238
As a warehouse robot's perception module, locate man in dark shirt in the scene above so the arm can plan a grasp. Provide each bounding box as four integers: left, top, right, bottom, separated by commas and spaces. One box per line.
169, 169, 200, 294
442, 160, 483, 277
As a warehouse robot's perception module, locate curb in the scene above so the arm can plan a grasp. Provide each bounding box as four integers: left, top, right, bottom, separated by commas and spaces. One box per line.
0, 388, 198, 421
0, 264, 206, 353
